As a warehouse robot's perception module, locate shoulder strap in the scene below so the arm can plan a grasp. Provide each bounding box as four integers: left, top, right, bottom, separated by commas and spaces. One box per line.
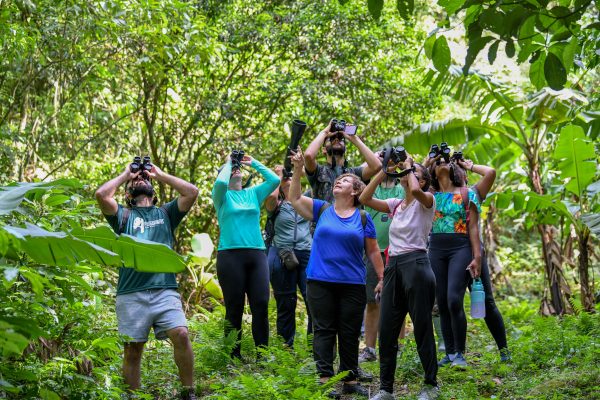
359, 209, 367, 229
460, 187, 470, 229
317, 202, 331, 219
119, 208, 131, 234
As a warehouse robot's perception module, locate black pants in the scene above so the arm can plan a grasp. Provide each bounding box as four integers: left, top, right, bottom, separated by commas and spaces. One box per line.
379, 251, 437, 391
469, 249, 508, 351
217, 249, 270, 357
307, 280, 366, 380
429, 234, 472, 355
268, 247, 312, 346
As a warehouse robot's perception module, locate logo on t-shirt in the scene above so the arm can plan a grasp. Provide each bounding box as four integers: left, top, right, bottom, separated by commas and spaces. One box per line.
132, 216, 166, 233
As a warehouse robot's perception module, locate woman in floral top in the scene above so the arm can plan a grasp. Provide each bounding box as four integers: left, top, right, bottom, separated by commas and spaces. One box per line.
427, 156, 482, 368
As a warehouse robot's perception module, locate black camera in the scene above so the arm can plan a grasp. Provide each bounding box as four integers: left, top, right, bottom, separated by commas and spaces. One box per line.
231, 150, 245, 169
382, 146, 411, 178
130, 156, 153, 178
283, 119, 307, 177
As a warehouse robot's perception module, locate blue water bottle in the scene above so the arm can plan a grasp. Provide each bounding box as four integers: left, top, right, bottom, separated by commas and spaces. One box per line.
470, 278, 486, 319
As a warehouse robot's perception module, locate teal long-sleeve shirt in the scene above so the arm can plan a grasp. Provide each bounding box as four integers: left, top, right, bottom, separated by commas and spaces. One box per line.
212, 159, 280, 250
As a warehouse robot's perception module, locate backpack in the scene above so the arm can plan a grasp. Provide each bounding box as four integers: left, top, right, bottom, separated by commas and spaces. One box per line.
263, 201, 281, 250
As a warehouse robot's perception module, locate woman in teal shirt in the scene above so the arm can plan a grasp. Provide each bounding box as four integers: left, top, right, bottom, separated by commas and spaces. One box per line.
212, 153, 280, 359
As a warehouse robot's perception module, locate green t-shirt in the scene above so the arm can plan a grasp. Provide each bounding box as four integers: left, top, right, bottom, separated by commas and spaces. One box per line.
365, 184, 405, 250
104, 199, 187, 295
212, 159, 280, 250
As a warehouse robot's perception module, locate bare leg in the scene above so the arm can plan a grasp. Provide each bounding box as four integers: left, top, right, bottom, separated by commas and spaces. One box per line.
123, 342, 145, 391
167, 327, 194, 387
364, 303, 380, 349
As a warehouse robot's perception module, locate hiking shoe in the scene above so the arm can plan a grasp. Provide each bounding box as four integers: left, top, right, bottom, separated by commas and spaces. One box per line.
319, 382, 341, 399
417, 385, 440, 400
437, 353, 455, 367
357, 366, 374, 382
500, 348, 511, 362
370, 389, 395, 400
342, 383, 369, 397
359, 347, 377, 363
451, 352, 467, 368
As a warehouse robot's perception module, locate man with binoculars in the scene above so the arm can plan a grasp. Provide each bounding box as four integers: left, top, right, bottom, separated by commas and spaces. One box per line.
95, 156, 199, 399
304, 119, 382, 202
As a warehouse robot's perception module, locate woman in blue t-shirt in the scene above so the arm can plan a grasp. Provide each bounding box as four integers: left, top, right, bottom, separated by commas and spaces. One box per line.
212, 153, 280, 359
287, 148, 384, 398
427, 155, 482, 368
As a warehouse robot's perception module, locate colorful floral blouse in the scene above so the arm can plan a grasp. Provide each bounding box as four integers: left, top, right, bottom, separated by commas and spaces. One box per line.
432, 189, 481, 234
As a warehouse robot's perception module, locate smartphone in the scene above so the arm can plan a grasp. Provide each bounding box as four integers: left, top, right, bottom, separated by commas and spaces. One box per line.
344, 124, 358, 135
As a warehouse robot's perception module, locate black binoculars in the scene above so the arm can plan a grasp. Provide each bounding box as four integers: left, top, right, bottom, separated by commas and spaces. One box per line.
231, 150, 245, 169
130, 156, 153, 178
429, 143, 465, 165
283, 119, 307, 177
330, 118, 346, 133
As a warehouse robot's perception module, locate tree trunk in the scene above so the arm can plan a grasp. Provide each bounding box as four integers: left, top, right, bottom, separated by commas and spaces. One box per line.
528, 156, 572, 315
578, 228, 594, 312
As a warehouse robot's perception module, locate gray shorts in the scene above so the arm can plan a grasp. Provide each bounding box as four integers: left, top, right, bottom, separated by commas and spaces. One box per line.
115, 289, 187, 342
366, 252, 386, 303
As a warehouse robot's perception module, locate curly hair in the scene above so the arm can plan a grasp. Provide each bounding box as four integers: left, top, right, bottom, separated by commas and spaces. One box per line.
429, 162, 465, 191
334, 173, 366, 206
414, 163, 432, 192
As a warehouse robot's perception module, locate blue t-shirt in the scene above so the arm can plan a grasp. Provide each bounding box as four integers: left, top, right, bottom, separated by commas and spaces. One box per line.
307, 199, 376, 285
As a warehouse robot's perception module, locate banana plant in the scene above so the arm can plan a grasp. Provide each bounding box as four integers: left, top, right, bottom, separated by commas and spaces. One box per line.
393, 66, 599, 314
184, 233, 223, 309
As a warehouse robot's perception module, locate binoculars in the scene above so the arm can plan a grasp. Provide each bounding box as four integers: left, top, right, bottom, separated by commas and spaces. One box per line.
130, 156, 153, 178
283, 119, 307, 177
231, 150, 245, 169
429, 143, 465, 164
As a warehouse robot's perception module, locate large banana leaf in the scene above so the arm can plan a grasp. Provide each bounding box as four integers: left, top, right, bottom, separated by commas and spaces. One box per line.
581, 213, 600, 237
0, 179, 82, 215
490, 190, 575, 225
553, 125, 596, 198
2, 224, 120, 267
71, 226, 187, 273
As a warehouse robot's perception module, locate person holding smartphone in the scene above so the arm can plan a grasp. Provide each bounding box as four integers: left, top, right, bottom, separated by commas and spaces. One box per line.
304, 119, 381, 203
360, 155, 439, 400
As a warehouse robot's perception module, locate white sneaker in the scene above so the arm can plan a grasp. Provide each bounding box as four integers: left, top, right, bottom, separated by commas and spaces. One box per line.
417, 385, 439, 400
370, 389, 394, 400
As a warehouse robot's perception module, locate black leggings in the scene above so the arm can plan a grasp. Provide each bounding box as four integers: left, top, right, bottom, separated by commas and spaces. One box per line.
217, 249, 270, 357
429, 234, 473, 354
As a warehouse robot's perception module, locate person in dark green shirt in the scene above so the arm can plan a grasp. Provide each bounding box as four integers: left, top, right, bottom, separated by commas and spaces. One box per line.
96, 162, 198, 399
212, 152, 279, 359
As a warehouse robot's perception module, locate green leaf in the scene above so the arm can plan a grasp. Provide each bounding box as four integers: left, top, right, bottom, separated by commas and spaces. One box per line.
553, 125, 596, 197
424, 34, 437, 59
529, 51, 546, 90
581, 213, 600, 237
562, 36, 578, 73
3, 224, 120, 267
189, 233, 214, 267
505, 39, 515, 58
200, 271, 223, 299
44, 194, 71, 207
488, 40, 499, 64
0, 180, 82, 215
39, 388, 61, 400
368, 0, 384, 20
463, 36, 493, 74
432, 36, 451, 72
71, 226, 187, 273
544, 52, 567, 90
396, 0, 414, 20
518, 15, 536, 41
438, 0, 464, 15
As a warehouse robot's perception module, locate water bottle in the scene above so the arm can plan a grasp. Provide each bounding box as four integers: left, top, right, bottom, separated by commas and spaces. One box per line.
470, 278, 486, 319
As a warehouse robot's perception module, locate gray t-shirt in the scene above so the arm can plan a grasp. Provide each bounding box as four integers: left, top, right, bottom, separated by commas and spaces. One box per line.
273, 201, 312, 251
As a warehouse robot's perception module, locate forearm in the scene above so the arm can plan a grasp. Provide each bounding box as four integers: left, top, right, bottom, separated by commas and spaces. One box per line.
289, 165, 303, 202
353, 136, 381, 171
304, 130, 328, 171
472, 165, 496, 199
155, 171, 198, 198
468, 218, 482, 260
96, 172, 129, 200
251, 159, 279, 185
359, 170, 385, 203
370, 250, 384, 281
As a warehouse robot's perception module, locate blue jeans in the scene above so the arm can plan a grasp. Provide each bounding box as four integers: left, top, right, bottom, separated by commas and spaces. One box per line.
268, 246, 312, 346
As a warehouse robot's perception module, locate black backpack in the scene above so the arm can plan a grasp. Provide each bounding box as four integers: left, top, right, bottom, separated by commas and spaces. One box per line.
263, 201, 281, 249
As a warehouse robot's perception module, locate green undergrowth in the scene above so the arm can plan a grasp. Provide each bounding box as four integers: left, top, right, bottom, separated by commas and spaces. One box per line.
2, 294, 599, 399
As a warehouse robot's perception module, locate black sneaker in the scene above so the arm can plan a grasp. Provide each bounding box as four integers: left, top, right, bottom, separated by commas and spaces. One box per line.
342, 383, 370, 397
180, 388, 197, 400
357, 366, 374, 382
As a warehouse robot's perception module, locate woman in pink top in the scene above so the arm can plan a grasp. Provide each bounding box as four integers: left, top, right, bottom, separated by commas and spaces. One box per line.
359, 156, 438, 400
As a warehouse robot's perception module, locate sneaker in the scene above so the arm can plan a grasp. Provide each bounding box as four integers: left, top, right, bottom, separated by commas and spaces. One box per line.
342, 383, 369, 397
500, 348, 511, 362
318, 382, 341, 399
357, 366, 374, 382
451, 352, 467, 368
359, 347, 377, 363
417, 385, 440, 400
370, 389, 395, 400
437, 353, 455, 367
